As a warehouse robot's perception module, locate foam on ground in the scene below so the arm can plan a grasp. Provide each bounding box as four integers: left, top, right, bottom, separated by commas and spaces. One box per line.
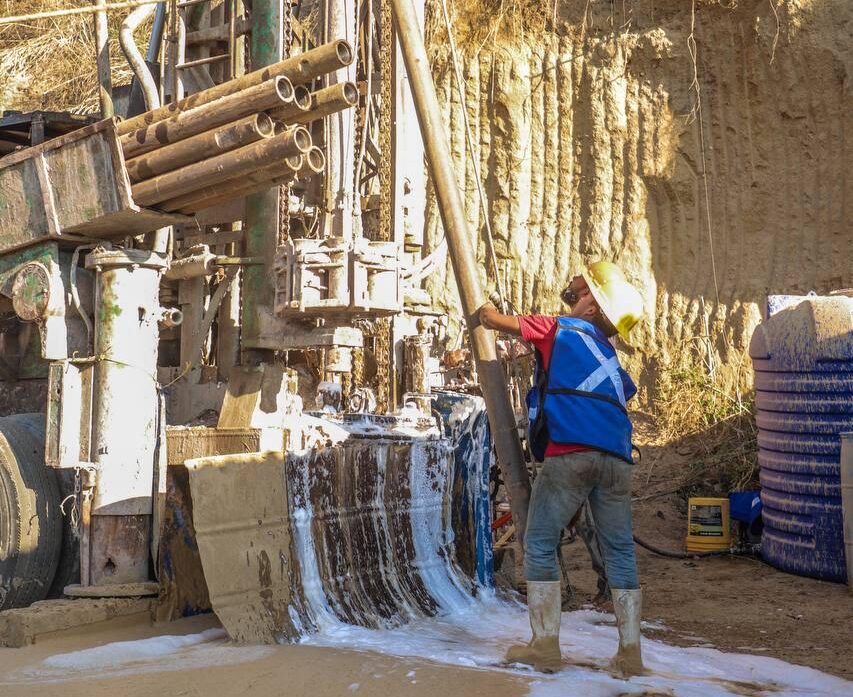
6, 598, 850, 696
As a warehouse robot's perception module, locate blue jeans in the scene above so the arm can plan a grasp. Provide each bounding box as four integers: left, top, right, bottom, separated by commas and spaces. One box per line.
524, 451, 639, 589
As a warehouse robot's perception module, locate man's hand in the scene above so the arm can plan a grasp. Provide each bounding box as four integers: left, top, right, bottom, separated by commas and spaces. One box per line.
478, 302, 521, 336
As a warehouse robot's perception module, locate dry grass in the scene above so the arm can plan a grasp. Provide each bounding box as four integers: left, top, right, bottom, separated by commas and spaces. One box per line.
425, 0, 745, 52
425, 0, 550, 51
0, 1, 151, 114
651, 349, 759, 496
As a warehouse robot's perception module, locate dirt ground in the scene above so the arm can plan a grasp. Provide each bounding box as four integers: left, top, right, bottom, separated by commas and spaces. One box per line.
1, 498, 850, 696
544, 444, 853, 679
0, 613, 532, 697
1, 541, 848, 697
559, 491, 853, 682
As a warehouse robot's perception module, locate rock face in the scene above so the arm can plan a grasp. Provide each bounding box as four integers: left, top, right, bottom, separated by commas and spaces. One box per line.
422, 0, 852, 398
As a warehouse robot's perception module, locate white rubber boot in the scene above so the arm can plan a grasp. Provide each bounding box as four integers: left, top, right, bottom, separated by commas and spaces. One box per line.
505, 581, 562, 673
609, 588, 644, 677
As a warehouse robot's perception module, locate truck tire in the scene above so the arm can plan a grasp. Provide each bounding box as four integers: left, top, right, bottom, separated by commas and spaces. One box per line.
0, 413, 62, 610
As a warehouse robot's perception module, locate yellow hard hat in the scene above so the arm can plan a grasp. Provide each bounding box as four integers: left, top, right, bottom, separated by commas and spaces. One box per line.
582, 261, 645, 341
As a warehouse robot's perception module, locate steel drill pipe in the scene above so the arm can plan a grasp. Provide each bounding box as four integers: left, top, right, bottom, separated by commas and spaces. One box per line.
266, 84, 312, 123
158, 155, 304, 212
390, 0, 531, 545
176, 147, 323, 214
125, 113, 275, 183
116, 40, 354, 135
172, 167, 300, 214
291, 82, 359, 125
121, 76, 294, 159
132, 126, 311, 206
302, 146, 326, 174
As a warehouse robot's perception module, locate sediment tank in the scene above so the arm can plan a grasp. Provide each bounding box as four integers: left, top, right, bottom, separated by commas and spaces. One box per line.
750, 294, 853, 582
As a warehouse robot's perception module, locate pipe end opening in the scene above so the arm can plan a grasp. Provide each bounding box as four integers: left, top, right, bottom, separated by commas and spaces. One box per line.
275, 76, 295, 101
343, 82, 359, 106
306, 147, 326, 173
256, 112, 275, 137
294, 85, 312, 110
294, 127, 312, 153
336, 40, 354, 66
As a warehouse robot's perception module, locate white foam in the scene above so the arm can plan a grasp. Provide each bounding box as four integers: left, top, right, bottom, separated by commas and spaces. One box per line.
11, 628, 276, 684
407, 440, 474, 614
9, 597, 848, 696
42, 628, 226, 670
289, 464, 342, 632
302, 595, 850, 697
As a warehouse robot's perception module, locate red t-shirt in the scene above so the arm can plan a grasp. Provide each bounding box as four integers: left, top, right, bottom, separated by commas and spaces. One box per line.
518, 315, 591, 458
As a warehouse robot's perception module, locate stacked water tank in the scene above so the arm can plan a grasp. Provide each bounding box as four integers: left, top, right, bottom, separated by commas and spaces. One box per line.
750, 293, 853, 582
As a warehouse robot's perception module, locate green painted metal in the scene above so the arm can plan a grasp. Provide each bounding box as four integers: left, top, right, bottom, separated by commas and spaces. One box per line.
0, 243, 58, 294
241, 0, 282, 344
0, 243, 58, 379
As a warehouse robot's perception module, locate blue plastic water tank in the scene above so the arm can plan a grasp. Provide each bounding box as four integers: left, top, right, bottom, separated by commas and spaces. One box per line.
750, 294, 853, 582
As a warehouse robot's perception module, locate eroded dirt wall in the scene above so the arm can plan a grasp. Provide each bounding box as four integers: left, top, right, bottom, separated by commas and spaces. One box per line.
422, 0, 852, 398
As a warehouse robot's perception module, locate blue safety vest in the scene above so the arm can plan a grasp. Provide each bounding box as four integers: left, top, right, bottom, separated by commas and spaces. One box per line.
527, 317, 637, 463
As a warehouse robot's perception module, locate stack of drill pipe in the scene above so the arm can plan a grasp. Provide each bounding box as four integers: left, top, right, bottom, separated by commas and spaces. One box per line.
165, 147, 327, 214
132, 126, 312, 207
117, 40, 354, 134
117, 39, 360, 214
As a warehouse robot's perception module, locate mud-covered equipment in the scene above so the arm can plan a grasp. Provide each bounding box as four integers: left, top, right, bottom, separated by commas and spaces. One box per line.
582, 261, 644, 341
0, 414, 61, 610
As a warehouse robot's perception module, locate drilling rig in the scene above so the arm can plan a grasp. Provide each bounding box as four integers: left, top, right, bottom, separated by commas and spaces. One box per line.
0, 0, 529, 641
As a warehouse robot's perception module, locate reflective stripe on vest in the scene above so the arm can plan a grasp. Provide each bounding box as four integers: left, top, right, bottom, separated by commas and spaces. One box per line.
574, 330, 627, 407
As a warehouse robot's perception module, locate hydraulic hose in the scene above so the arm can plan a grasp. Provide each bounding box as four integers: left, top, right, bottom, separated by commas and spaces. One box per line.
633, 533, 735, 559
120, 4, 160, 110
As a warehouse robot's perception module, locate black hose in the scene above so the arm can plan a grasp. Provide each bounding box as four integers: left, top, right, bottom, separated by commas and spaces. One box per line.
633, 533, 733, 559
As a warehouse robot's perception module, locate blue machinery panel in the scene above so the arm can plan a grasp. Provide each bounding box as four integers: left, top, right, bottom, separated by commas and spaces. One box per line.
433, 391, 494, 588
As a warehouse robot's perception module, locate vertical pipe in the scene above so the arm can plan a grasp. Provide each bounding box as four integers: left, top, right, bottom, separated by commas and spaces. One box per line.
321, 0, 356, 244
93, 0, 114, 118
217, 231, 242, 378
85, 249, 168, 585
389, 0, 531, 545
241, 0, 281, 344
147, 2, 167, 62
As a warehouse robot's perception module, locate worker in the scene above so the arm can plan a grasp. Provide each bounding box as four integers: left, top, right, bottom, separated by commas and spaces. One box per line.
479, 261, 645, 676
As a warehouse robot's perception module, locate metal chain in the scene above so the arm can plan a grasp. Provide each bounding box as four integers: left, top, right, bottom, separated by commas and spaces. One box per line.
378, 0, 392, 244
278, 0, 295, 245
374, 0, 394, 406
350, 0, 367, 238
283, 0, 293, 57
